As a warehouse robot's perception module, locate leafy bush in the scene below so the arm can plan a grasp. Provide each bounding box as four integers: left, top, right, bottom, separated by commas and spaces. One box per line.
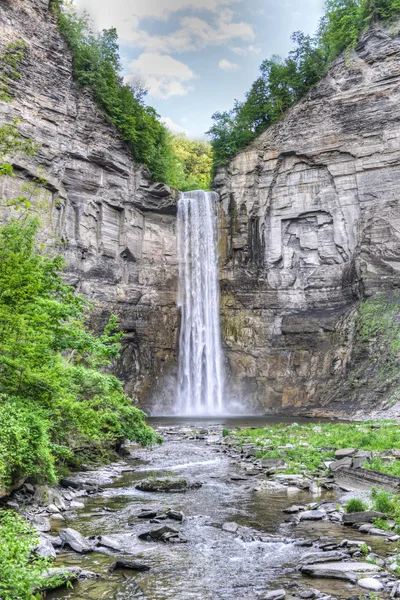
345, 498, 368, 513
0, 218, 159, 489
371, 488, 395, 514
0, 511, 49, 600
222, 428, 231, 437
208, 0, 400, 167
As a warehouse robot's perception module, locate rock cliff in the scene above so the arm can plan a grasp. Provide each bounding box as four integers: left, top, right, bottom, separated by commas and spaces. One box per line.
0, 0, 179, 410
215, 23, 400, 415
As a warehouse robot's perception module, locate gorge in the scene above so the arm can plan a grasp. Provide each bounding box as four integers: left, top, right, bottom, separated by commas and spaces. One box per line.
1, 0, 400, 419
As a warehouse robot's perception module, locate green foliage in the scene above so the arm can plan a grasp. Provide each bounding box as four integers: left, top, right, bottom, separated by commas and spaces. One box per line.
233, 421, 400, 475
53, 2, 213, 189
0, 41, 26, 103
345, 498, 368, 512
168, 134, 213, 191
0, 510, 49, 600
208, 0, 400, 167
371, 487, 395, 514
0, 218, 159, 489
222, 428, 231, 437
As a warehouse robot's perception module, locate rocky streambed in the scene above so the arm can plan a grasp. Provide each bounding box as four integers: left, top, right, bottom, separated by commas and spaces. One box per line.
6, 418, 400, 600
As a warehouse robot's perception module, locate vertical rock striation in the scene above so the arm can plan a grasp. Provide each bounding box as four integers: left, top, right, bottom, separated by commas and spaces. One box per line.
0, 0, 179, 410
215, 23, 400, 414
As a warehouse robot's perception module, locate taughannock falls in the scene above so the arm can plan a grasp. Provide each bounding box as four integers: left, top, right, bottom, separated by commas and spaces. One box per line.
177, 191, 225, 416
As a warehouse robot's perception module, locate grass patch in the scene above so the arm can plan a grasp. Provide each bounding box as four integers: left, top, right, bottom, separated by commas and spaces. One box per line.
233, 421, 400, 475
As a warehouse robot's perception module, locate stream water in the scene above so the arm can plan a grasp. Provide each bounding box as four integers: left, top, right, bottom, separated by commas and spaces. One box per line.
47, 418, 390, 600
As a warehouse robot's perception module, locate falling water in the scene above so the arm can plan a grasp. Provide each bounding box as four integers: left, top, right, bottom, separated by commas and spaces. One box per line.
177, 190, 224, 415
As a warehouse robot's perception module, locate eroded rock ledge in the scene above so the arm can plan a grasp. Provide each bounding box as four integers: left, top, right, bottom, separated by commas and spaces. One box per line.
215, 22, 400, 415
0, 0, 179, 409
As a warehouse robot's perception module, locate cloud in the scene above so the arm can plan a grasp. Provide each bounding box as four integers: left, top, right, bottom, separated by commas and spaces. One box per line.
218, 58, 239, 71
74, 0, 254, 54
127, 53, 195, 99
161, 116, 188, 135
231, 44, 261, 56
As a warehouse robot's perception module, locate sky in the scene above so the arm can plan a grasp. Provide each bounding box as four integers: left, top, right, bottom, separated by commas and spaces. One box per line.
74, 0, 325, 139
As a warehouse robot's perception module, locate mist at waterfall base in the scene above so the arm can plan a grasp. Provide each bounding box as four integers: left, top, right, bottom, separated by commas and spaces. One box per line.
175, 190, 245, 417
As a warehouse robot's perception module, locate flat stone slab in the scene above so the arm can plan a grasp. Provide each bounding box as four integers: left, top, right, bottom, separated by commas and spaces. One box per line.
335, 449, 357, 459
343, 510, 386, 525
299, 510, 326, 521
298, 551, 350, 566
335, 468, 400, 493
300, 561, 381, 583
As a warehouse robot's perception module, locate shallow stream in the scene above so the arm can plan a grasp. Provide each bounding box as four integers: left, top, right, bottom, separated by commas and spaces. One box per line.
47, 418, 391, 600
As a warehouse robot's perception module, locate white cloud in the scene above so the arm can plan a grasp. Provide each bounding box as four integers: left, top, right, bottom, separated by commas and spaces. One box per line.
127, 53, 195, 99
232, 44, 261, 56
161, 116, 188, 135
218, 58, 239, 71
74, 0, 254, 54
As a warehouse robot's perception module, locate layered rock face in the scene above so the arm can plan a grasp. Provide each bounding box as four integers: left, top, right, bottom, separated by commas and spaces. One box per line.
215, 24, 400, 413
0, 0, 179, 410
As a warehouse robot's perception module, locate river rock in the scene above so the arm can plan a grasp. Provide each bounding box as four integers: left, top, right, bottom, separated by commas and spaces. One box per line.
48, 489, 66, 511
59, 528, 93, 553
35, 535, 57, 559
109, 560, 151, 572
329, 458, 353, 472
32, 516, 51, 533
138, 525, 183, 543
284, 505, 306, 513
263, 590, 286, 600
136, 477, 200, 492
70, 501, 85, 509
300, 562, 381, 582
343, 511, 386, 525
167, 509, 184, 522
260, 458, 285, 469
357, 578, 384, 591
299, 510, 326, 521
335, 449, 357, 459
222, 522, 239, 533
298, 551, 350, 566
334, 468, 400, 493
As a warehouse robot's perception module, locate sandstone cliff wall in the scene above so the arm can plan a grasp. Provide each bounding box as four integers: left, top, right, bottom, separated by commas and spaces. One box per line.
215, 24, 400, 414
0, 0, 179, 410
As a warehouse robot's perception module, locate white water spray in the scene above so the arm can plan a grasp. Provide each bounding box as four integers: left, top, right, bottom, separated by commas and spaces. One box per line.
177, 190, 225, 415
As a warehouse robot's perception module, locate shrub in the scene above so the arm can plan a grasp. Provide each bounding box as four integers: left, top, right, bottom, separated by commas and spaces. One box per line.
371, 488, 395, 514
345, 498, 368, 513
0, 511, 49, 600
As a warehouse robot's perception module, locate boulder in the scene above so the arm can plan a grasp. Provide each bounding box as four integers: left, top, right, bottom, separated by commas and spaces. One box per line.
48, 489, 66, 511
166, 509, 184, 522
59, 528, 93, 553
35, 535, 56, 559
352, 451, 372, 469
70, 501, 85, 509
32, 516, 51, 533
357, 578, 384, 591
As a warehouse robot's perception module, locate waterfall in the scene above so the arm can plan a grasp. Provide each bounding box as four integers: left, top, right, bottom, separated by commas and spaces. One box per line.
177, 190, 225, 415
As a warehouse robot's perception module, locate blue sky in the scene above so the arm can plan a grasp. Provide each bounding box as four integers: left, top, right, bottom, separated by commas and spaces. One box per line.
75, 0, 325, 138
